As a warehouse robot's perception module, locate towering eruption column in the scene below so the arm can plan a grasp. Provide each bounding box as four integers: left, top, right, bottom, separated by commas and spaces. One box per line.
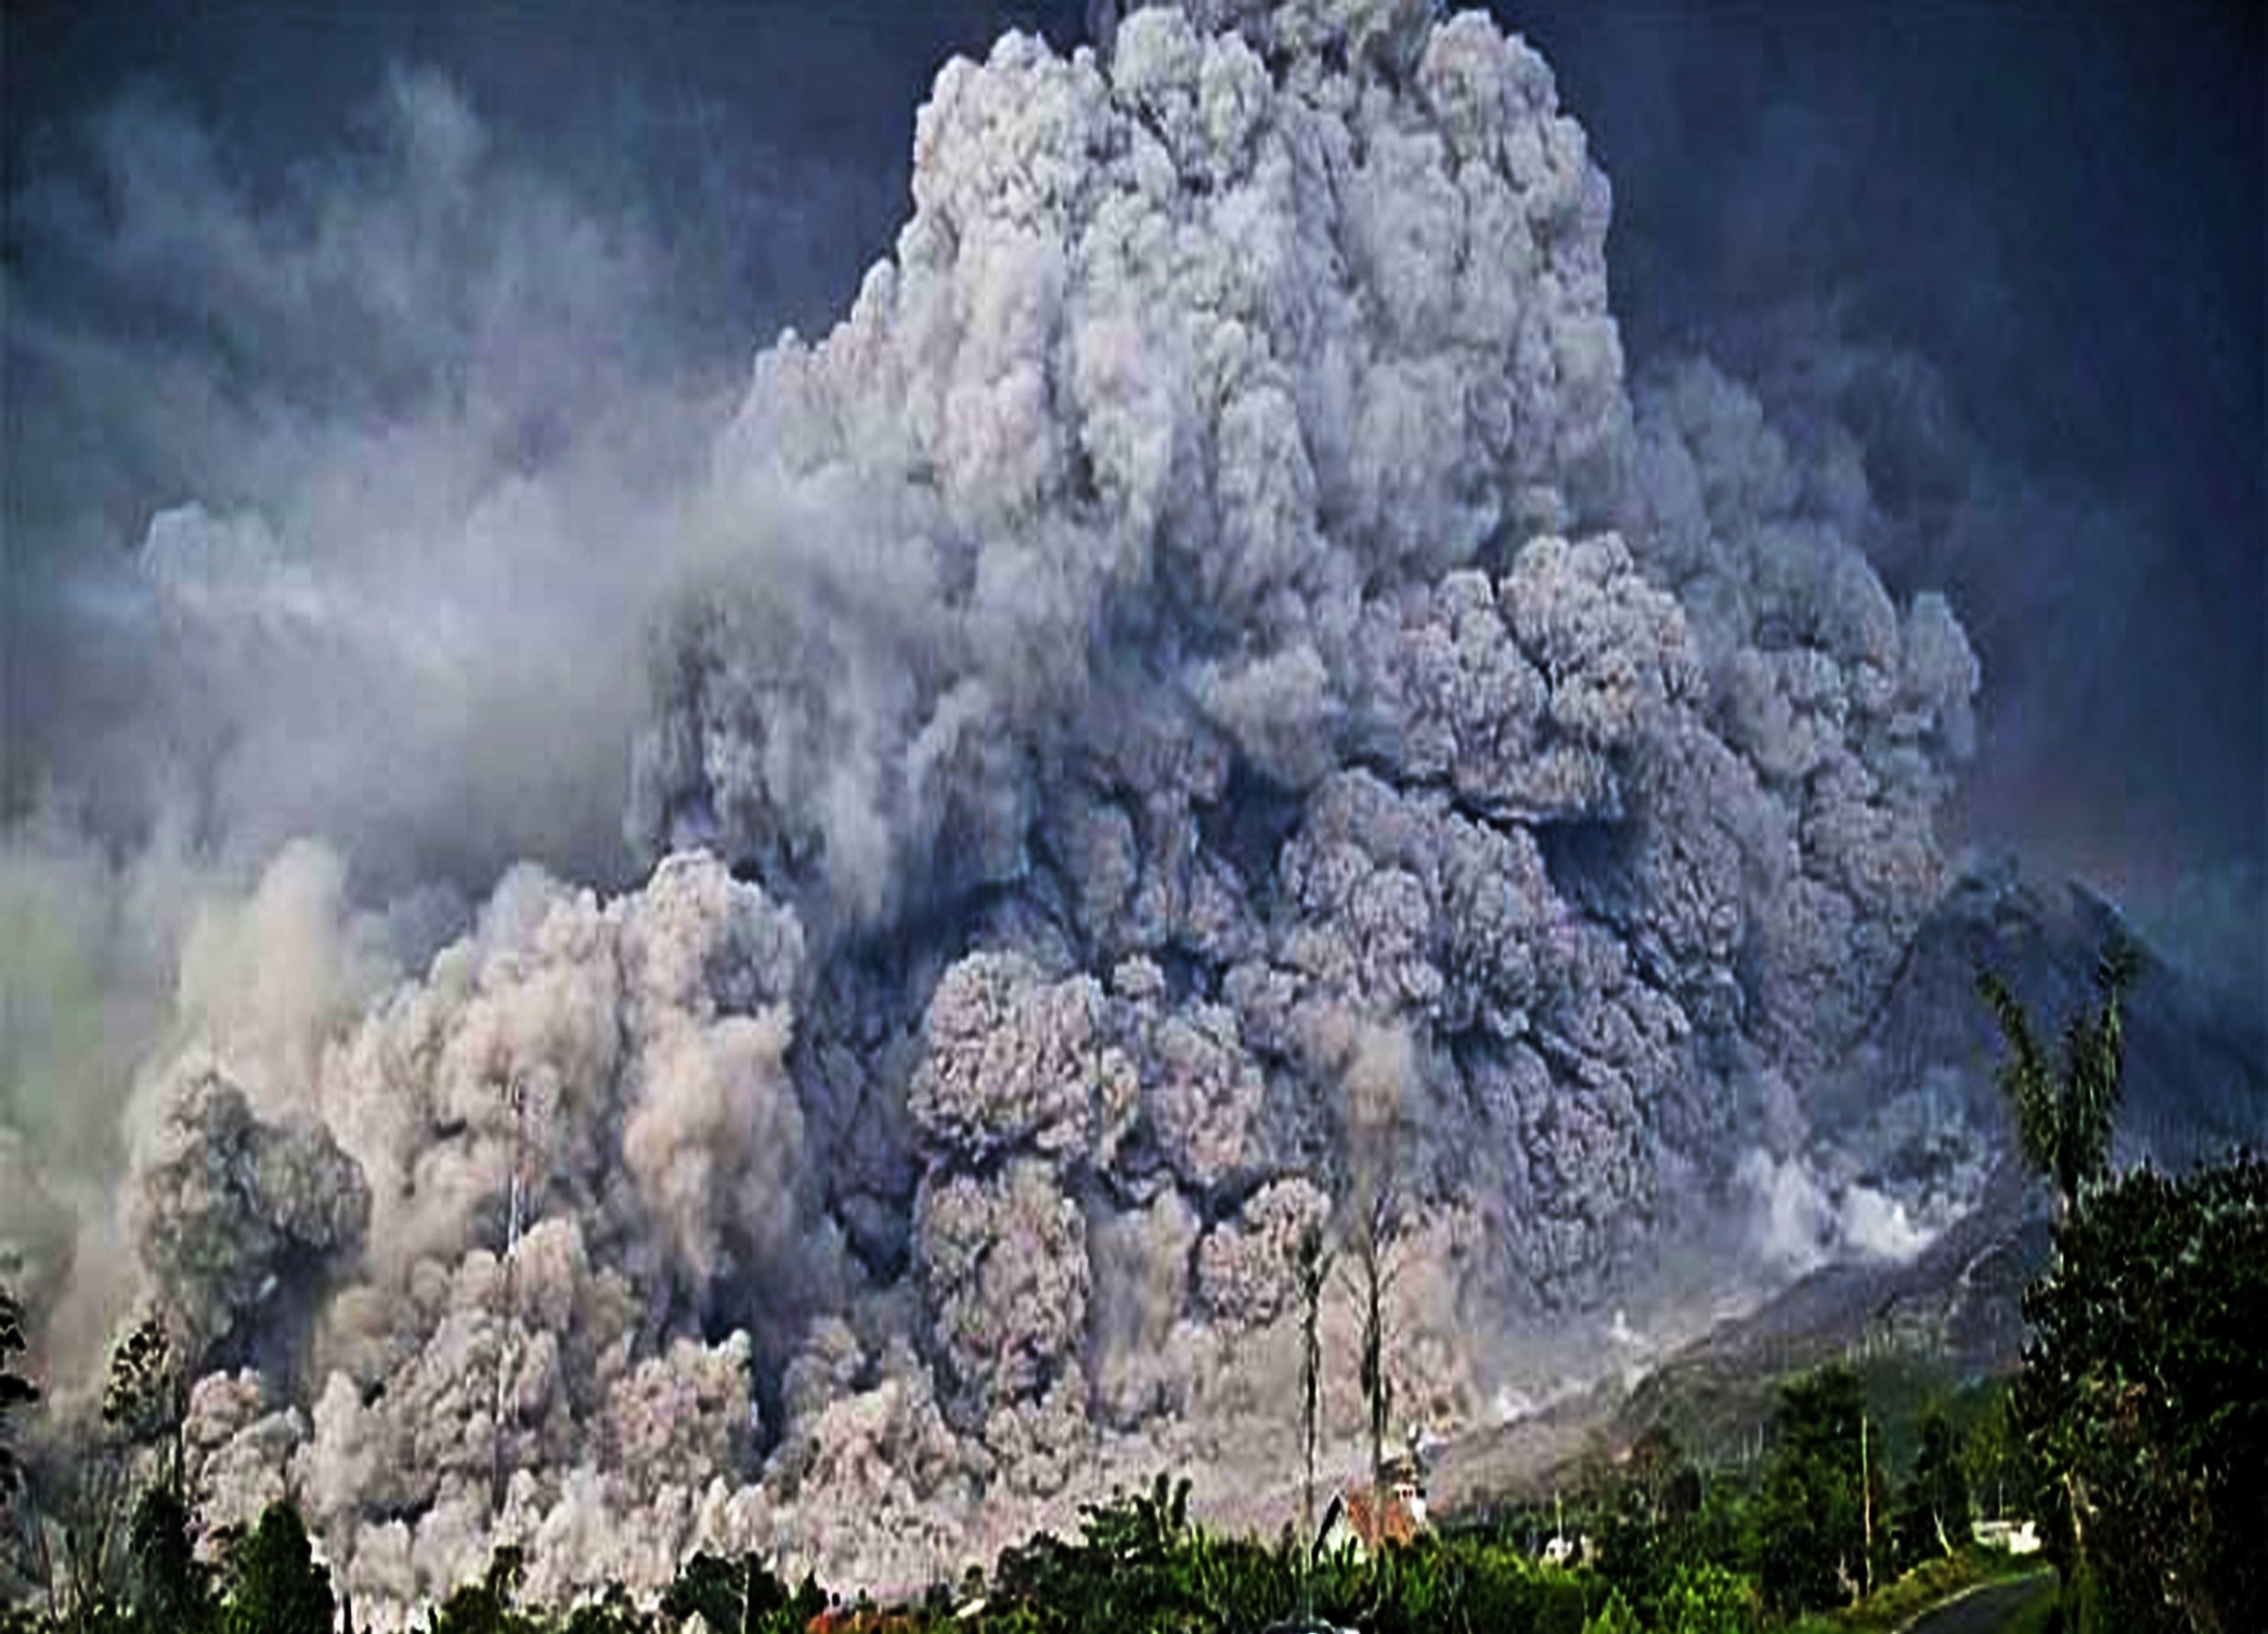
126, 1, 1976, 1618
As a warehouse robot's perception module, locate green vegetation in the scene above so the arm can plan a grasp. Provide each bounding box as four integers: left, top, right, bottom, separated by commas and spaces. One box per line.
1779, 1550, 2044, 1634
123, 1486, 211, 1632
2010, 1154, 2266, 1631
225, 1503, 334, 1634
1976, 932, 2265, 1631
1890, 1412, 1966, 1571
97, 1319, 181, 1502
1975, 934, 2135, 1222
2002, 1581, 2059, 1634
1747, 1366, 1888, 1615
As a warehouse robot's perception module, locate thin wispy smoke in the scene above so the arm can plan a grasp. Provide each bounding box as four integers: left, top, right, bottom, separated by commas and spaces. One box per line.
6, 65, 746, 892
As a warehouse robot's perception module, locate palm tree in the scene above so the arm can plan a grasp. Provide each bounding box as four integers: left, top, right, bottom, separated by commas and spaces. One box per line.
1975, 931, 2138, 1221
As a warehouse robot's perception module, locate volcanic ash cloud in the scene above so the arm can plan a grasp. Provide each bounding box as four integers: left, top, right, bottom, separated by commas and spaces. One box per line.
101, 0, 1980, 1618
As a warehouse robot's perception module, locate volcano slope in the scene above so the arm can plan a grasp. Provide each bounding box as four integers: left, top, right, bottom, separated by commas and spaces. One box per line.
1429, 862, 2266, 1517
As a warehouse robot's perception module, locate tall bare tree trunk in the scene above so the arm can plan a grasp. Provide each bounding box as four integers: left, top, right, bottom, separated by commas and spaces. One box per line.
1352, 1181, 1395, 1523
1293, 1224, 1329, 1614
1860, 1414, 1873, 1599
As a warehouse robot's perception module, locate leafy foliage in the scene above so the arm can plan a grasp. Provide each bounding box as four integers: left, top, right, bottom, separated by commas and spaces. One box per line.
100, 1315, 184, 1507
2013, 1151, 2268, 1631
1581, 1586, 1642, 1634
425, 1544, 568, 1634
1590, 1427, 1719, 1624
1747, 1367, 1888, 1616
1891, 1412, 1968, 1570
98, 1320, 173, 1454
658, 1550, 811, 1633
0, 1375, 2067, 1634
126, 1484, 214, 1633
1653, 1561, 1757, 1634
1976, 934, 2136, 1218
977, 1473, 1624, 1634
224, 1501, 334, 1634
1978, 934, 2264, 1630
1957, 1383, 2034, 1522
556, 1584, 653, 1634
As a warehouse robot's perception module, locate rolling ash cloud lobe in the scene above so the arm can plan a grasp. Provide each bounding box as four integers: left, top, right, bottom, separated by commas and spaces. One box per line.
1503, 0, 2265, 956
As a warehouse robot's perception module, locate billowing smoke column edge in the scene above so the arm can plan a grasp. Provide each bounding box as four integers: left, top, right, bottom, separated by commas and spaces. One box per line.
69, 0, 1983, 1622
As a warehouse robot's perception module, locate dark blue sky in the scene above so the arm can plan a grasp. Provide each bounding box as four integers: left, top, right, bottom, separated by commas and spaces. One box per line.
5, 0, 2262, 924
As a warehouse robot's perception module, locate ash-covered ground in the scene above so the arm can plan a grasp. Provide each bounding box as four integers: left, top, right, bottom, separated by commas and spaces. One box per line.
5, 0, 2248, 1624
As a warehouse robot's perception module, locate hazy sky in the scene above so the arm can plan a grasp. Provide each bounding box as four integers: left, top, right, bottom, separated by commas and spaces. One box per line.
5, 0, 2261, 919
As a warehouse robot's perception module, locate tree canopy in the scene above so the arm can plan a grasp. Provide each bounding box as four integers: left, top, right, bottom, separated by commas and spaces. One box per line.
224, 1501, 335, 1634
1892, 1412, 1968, 1570
1746, 1365, 1888, 1616
2014, 1151, 2268, 1630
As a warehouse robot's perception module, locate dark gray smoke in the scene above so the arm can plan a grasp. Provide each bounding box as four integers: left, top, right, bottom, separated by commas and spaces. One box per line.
0, 0, 2253, 1624
1502, 0, 2265, 971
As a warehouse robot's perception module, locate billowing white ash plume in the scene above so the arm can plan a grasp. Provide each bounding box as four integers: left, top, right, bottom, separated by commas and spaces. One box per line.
80, 0, 1979, 1619
137, 849, 840, 1611
629, 0, 1973, 1287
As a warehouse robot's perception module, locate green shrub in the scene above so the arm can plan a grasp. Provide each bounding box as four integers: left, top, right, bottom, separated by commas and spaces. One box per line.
1655, 1560, 1757, 1634
2017, 1153, 2268, 1630
1749, 1366, 1889, 1615
1578, 1585, 1640, 1634
223, 1502, 333, 1634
